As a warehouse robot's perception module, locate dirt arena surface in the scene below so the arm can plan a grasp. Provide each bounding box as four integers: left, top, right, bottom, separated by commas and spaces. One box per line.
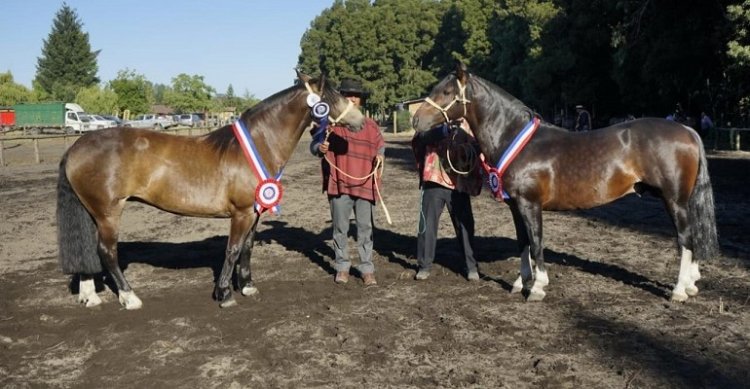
0, 131, 748, 388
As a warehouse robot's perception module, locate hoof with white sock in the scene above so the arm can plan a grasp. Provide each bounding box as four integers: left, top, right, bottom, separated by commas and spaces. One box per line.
671, 290, 689, 302
241, 285, 259, 296
118, 290, 143, 310
526, 286, 546, 302
511, 276, 524, 294
77, 279, 102, 307
685, 285, 699, 297
219, 297, 237, 308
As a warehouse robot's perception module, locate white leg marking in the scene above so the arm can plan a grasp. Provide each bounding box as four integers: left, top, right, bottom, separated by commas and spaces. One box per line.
512, 247, 533, 294
520, 247, 533, 289
511, 275, 523, 294
118, 290, 143, 310
241, 285, 259, 296
527, 267, 548, 302
686, 260, 701, 296
78, 279, 102, 307
671, 247, 693, 302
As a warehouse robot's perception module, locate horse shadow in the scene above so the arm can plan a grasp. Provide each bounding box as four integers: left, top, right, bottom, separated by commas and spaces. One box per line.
80, 221, 671, 299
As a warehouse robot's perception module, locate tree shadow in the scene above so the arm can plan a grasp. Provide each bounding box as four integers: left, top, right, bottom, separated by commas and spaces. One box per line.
566, 303, 748, 388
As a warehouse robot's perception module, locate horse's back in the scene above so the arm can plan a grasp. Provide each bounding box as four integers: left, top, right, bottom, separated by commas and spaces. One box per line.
515, 118, 702, 210
62, 127, 244, 216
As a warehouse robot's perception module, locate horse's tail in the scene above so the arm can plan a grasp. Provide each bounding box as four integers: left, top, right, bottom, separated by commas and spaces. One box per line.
57, 154, 102, 274
688, 139, 720, 261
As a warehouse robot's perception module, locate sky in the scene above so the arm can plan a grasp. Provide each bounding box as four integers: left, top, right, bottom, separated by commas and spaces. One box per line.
0, 0, 336, 99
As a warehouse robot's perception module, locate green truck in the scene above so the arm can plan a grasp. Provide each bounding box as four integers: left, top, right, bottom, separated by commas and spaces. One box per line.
12, 102, 90, 135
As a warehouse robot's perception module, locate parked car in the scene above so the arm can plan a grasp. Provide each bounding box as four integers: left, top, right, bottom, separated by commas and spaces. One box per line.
124, 114, 176, 130
100, 114, 124, 127
177, 113, 202, 127
85, 114, 118, 130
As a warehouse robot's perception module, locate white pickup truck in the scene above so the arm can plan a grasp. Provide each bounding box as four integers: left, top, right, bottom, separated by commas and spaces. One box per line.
124, 114, 176, 130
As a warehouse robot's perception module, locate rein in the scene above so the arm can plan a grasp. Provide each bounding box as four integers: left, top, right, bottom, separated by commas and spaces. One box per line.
321, 129, 393, 225
445, 129, 479, 176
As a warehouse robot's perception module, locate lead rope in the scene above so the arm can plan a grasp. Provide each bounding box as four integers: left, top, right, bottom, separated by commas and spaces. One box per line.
322, 130, 393, 225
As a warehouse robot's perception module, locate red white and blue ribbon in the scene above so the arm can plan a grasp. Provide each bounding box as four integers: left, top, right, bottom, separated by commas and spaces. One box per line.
482, 116, 540, 201
232, 120, 284, 214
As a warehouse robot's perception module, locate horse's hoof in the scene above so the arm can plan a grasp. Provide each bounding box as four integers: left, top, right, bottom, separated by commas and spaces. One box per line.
82, 294, 102, 307
511, 276, 523, 294
118, 291, 143, 310
685, 285, 699, 297
526, 288, 546, 302
219, 297, 238, 308
241, 285, 259, 296
670, 290, 688, 302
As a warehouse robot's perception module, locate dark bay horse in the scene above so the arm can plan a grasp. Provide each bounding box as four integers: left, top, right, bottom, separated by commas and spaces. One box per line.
57, 71, 364, 309
412, 63, 719, 302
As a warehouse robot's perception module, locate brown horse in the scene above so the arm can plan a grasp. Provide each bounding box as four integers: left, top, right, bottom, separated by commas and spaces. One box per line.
57, 71, 365, 309
412, 63, 719, 302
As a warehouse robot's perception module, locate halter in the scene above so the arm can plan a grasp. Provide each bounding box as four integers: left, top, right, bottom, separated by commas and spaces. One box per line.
303, 81, 354, 125
423, 78, 470, 123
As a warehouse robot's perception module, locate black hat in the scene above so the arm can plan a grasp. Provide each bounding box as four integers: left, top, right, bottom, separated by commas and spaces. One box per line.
338, 78, 369, 98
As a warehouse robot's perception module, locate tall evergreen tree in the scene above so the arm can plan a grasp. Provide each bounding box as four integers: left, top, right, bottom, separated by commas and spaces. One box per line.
34, 3, 99, 102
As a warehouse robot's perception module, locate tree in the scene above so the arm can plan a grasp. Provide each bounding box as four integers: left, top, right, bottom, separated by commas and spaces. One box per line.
34, 3, 99, 101
0, 72, 34, 106
164, 74, 215, 114
109, 69, 153, 115
298, 0, 444, 115
75, 85, 119, 114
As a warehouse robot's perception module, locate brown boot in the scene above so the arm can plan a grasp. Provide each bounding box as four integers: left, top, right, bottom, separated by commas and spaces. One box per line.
362, 272, 377, 286
335, 271, 349, 284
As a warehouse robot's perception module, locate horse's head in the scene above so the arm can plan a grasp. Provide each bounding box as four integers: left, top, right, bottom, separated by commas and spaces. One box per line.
412, 62, 472, 132
296, 70, 365, 132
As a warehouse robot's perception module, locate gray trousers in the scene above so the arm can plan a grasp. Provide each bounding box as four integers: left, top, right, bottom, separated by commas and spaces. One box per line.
417, 183, 477, 273
329, 194, 375, 274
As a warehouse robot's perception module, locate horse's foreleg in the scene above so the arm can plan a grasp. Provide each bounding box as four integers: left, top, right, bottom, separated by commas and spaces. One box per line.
215, 212, 255, 308
96, 217, 141, 310
235, 217, 260, 297
517, 199, 547, 302
508, 201, 530, 294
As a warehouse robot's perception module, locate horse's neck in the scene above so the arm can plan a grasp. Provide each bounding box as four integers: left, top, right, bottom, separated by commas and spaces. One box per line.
239, 107, 311, 175
474, 106, 530, 164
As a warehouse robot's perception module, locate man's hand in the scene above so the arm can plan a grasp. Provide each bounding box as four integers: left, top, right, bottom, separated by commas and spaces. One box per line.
319, 141, 329, 154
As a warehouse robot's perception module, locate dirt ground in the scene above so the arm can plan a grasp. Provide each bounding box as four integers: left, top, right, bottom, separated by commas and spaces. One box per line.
0, 130, 748, 388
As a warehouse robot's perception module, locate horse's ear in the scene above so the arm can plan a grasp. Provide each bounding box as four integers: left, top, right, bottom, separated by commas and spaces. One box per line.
455, 61, 468, 84
296, 68, 311, 84
317, 74, 326, 93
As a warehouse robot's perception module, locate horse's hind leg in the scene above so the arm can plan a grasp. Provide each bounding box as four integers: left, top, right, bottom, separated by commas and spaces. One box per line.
96, 215, 142, 309
235, 217, 260, 296
664, 200, 697, 302
215, 211, 256, 308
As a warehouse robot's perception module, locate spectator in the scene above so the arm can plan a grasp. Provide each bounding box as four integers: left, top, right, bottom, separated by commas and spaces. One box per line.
574, 105, 591, 131
700, 112, 714, 140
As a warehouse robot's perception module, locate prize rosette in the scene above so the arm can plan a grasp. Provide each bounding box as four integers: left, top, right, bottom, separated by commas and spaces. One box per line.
255, 178, 283, 210
312, 102, 330, 119
487, 171, 503, 201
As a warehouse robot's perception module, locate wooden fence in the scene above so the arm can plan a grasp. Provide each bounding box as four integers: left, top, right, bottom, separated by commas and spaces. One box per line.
0, 127, 211, 167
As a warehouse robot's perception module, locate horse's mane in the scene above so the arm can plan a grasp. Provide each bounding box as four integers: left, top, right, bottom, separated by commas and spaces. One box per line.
464, 73, 535, 124
204, 78, 336, 152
